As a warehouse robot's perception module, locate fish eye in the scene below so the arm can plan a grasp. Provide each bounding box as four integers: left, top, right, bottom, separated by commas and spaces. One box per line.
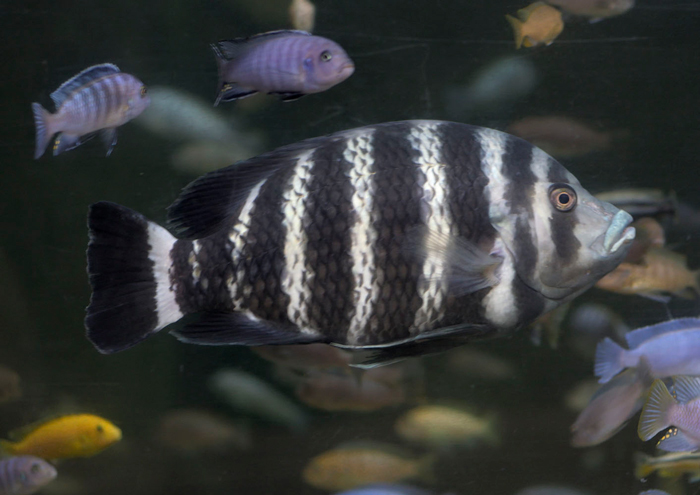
140, 86, 147, 97
30, 463, 41, 474
96, 424, 104, 433
549, 184, 577, 212
320, 50, 332, 62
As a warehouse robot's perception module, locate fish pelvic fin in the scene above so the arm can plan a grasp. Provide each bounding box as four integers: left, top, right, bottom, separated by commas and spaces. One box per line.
633, 452, 654, 479
505, 14, 524, 49
656, 427, 700, 452
85, 201, 183, 354
594, 337, 626, 383
638, 379, 675, 441
31, 102, 54, 159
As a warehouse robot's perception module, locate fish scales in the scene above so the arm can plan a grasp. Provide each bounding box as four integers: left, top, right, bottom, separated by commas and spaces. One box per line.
85, 120, 635, 359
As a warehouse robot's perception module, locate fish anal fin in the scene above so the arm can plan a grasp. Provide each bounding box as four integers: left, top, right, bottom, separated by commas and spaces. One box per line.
270, 92, 306, 102
170, 312, 324, 346
53, 133, 91, 156
216, 83, 257, 106
672, 376, 700, 404
625, 318, 700, 349
656, 427, 700, 452
50, 63, 120, 108
100, 128, 118, 157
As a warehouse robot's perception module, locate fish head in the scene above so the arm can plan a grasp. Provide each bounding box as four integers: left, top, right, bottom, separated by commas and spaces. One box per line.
12, 457, 57, 491
301, 39, 355, 92
125, 79, 151, 120
490, 149, 635, 303
83, 417, 123, 453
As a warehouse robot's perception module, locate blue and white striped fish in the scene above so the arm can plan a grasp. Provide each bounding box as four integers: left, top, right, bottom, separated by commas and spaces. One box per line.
84, 121, 635, 365
31, 63, 150, 159
0, 456, 56, 495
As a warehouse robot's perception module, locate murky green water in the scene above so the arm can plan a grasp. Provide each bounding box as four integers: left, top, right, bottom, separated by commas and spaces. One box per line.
1, 1, 700, 494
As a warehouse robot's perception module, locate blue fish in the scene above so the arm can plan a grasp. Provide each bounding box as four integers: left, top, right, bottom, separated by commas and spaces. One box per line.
0, 456, 56, 495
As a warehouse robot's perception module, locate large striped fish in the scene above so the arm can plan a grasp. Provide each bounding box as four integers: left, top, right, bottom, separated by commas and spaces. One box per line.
31, 63, 150, 159
85, 121, 635, 365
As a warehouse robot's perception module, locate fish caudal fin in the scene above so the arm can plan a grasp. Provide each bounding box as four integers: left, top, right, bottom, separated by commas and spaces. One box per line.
0, 439, 16, 456
505, 15, 524, 49
31, 102, 53, 159
85, 201, 183, 354
638, 379, 675, 441
594, 337, 626, 383
210, 42, 257, 106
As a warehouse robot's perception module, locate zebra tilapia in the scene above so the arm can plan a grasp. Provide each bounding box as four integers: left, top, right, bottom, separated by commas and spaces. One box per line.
85, 120, 635, 364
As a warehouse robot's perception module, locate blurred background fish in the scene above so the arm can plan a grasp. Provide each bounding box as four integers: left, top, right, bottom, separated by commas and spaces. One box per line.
0, 456, 57, 495
544, 0, 634, 21
32, 63, 149, 158
635, 451, 700, 480
208, 368, 308, 431
211, 30, 354, 104
444, 346, 517, 382
334, 484, 440, 495
289, 0, 315, 32
154, 408, 251, 454
0, 414, 121, 460
567, 303, 630, 360
0, 366, 21, 404
505, 2, 565, 49
302, 443, 434, 491
169, 141, 262, 175
252, 343, 352, 370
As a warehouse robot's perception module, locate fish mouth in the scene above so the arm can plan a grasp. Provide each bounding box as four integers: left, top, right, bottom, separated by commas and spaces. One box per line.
340, 63, 355, 76
602, 210, 635, 254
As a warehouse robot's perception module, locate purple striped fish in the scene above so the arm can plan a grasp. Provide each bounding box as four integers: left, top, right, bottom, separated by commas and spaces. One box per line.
31, 63, 150, 159
212, 30, 354, 105
0, 456, 56, 495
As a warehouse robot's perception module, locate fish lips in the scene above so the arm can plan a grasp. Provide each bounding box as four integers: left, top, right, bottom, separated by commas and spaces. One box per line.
593, 209, 636, 258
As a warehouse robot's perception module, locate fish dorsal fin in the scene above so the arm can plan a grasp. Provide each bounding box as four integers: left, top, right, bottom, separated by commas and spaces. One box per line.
167, 135, 329, 239
672, 376, 700, 404
213, 30, 311, 61
50, 63, 120, 108
6, 415, 66, 442
624, 318, 700, 349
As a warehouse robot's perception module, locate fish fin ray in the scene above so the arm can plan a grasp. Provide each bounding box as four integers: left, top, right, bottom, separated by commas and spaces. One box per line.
100, 128, 117, 157
403, 226, 502, 297
638, 379, 675, 441
656, 427, 699, 452
624, 318, 700, 349
86, 202, 180, 354
672, 375, 700, 404
50, 63, 120, 108
170, 312, 324, 346
594, 337, 626, 383
52, 133, 88, 155
31, 102, 54, 159
505, 14, 524, 49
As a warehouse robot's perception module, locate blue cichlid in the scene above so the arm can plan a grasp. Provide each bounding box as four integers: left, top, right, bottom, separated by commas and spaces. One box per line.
31, 63, 150, 159
595, 318, 700, 383
0, 456, 56, 495
211, 30, 354, 104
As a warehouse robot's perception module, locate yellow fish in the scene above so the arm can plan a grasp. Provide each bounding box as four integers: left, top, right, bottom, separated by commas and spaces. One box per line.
302, 443, 433, 491
635, 451, 700, 480
0, 414, 122, 460
506, 2, 564, 49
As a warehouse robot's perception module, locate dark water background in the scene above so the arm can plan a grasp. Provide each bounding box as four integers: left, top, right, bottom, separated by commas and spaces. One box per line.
1, 0, 700, 494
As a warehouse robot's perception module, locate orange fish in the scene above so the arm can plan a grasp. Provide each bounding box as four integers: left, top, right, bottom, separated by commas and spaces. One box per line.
506, 2, 564, 49
0, 414, 122, 460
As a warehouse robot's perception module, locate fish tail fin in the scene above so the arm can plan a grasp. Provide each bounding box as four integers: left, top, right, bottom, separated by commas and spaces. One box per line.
594, 337, 626, 383
85, 201, 183, 354
505, 14, 524, 49
638, 379, 675, 441
633, 452, 654, 479
0, 439, 16, 456
31, 102, 54, 159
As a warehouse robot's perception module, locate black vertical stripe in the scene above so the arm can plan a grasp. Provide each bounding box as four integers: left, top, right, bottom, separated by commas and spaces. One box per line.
303, 138, 356, 342
548, 156, 581, 265
196, 230, 237, 312
546, 157, 571, 184
363, 123, 424, 345
171, 239, 197, 314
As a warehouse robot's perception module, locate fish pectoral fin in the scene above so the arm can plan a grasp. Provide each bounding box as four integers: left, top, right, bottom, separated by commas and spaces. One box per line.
100, 128, 118, 157
215, 82, 257, 106
403, 226, 502, 298
656, 428, 700, 452
53, 132, 95, 156
170, 312, 325, 346
270, 92, 306, 102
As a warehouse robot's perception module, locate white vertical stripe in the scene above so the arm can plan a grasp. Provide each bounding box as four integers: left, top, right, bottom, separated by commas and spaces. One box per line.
477, 129, 519, 328
407, 123, 453, 333
227, 181, 265, 309
147, 222, 183, 330
280, 150, 316, 335
344, 131, 378, 344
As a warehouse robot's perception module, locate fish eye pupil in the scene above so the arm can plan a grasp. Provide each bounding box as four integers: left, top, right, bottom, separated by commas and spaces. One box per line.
558, 193, 570, 204
321, 50, 332, 62
96, 424, 104, 433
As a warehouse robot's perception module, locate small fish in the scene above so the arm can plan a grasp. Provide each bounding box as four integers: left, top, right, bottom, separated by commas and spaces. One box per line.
0, 366, 21, 404
335, 484, 437, 495
395, 404, 498, 449
208, 369, 308, 431
635, 451, 700, 479
302, 443, 433, 491
638, 376, 700, 452
506, 2, 565, 49
0, 456, 56, 495
544, 0, 634, 20
252, 343, 352, 369
595, 318, 700, 383
154, 408, 251, 453
506, 116, 623, 159
0, 414, 121, 460
594, 189, 677, 220
211, 30, 354, 104
289, 0, 315, 32
32, 63, 149, 159
83, 121, 634, 366
570, 359, 653, 447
